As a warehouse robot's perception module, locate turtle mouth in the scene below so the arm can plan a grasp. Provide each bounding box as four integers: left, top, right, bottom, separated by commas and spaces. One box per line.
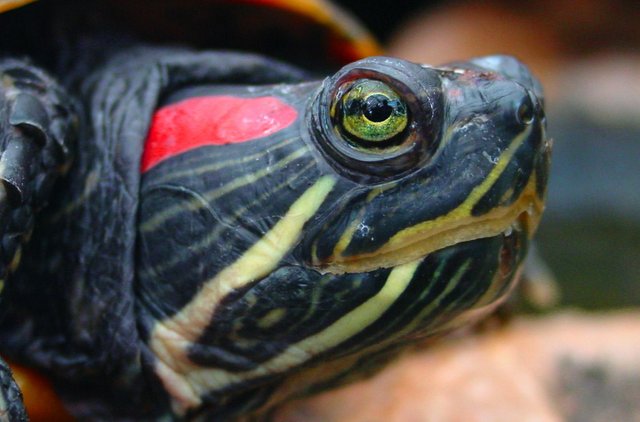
316, 181, 543, 274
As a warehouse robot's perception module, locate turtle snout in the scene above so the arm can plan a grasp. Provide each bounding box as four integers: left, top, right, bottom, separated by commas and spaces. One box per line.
469, 54, 544, 103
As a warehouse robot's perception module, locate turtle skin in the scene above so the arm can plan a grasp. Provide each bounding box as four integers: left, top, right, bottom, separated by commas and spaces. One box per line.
0, 48, 309, 420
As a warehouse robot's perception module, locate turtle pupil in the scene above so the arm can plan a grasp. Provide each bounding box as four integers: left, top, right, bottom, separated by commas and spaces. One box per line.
363, 95, 393, 122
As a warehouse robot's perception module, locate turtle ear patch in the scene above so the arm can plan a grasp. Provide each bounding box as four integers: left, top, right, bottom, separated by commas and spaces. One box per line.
141, 96, 298, 172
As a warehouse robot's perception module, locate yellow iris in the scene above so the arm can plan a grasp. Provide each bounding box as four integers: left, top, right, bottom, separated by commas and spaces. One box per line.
339, 80, 408, 144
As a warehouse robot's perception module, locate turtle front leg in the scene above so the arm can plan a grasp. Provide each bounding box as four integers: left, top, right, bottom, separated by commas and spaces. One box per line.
0, 59, 76, 421
0, 59, 76, 283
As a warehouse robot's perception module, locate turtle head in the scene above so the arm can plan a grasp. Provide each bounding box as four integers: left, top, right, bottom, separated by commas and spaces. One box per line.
207, 55, 550, 416
138, 55, 550, 419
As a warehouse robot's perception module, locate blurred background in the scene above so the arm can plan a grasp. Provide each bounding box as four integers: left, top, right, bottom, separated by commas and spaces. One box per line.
337, 0, 640, 310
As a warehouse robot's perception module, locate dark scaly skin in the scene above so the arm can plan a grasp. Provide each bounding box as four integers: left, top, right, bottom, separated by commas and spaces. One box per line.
0, 49, 308, 420
0, 46, 550, 421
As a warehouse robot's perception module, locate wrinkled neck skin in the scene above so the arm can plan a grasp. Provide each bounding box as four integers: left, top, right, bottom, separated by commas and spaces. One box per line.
0, 48, 549, 421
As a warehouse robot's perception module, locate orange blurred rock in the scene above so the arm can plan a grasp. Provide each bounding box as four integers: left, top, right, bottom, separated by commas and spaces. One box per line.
274, 311, 640, 422
9, 362, 74, 422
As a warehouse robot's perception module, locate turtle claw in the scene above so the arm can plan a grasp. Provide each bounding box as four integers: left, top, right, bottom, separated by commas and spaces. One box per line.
9, 92, 50, 146
0, 59, 76, 280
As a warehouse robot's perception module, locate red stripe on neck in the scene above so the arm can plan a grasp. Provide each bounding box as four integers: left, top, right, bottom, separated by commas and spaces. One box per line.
141, 95, 298, 172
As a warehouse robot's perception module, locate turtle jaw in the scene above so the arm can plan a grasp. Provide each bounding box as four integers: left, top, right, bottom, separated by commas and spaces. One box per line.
313, 178, 543, 275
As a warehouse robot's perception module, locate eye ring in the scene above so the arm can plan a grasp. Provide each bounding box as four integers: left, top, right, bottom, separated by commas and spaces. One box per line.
308, 58, 444, 183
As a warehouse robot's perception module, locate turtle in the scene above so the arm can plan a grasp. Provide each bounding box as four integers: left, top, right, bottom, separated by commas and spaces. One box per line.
0, 0, 551, 420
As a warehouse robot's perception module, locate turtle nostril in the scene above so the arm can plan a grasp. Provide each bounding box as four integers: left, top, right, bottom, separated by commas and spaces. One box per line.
516, 93, 536, 126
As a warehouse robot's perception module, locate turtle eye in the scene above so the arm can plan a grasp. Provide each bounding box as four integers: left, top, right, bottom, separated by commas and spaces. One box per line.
310, 59, 444, 182
332, 79, 409, 149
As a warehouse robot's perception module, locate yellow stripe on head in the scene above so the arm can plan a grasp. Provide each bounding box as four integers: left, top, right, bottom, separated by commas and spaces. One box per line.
150, 175, 336, 410
169, 257, 420, 411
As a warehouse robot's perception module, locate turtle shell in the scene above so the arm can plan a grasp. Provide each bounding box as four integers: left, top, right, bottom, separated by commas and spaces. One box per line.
105, 0, 382, 67
1, 0, 381, 69
0, 0, 36, 13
